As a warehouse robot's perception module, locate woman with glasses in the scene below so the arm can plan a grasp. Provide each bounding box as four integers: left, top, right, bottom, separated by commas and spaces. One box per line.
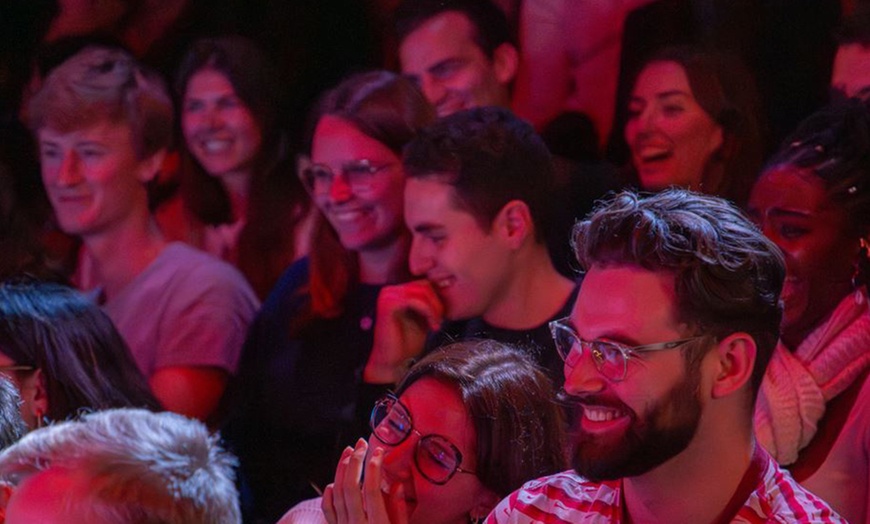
0, 280, 161, 429
279, 339, 567, 524
224, 70, 435, 524
158, 36, 314, 299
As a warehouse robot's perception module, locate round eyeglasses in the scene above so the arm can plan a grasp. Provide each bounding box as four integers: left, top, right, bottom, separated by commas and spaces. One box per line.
298, 157, 393, 195
370, 394, 476, 485
549, 317, 703, 382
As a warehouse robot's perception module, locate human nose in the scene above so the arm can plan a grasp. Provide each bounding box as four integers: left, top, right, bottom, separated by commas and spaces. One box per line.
420, 76, 446, 107
408, 236, 434, 276
563, 342, 605, 395
55, 150, 83, 187
380, 438, 415, 481
327, 171, 354, 202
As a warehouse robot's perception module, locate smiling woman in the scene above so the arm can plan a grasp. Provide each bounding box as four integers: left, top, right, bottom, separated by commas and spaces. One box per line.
223, 70, 435, 524
750, 98, 870, 524
624, 46, 764, 207
158, 36, 314, 299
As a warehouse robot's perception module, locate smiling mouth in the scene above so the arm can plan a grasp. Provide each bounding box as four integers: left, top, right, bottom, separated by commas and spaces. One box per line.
638, 145, 673, 163
430, 276, 455, 289
583, 405, 627, 422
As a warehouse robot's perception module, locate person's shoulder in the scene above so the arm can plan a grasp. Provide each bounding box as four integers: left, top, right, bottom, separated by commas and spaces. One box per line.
277, 497, 327, 524
488, 471, 620, 523
153, 243, 259, 308
752, 453, 848, 523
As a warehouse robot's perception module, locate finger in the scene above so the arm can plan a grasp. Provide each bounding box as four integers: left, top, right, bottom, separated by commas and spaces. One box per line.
362, 447, 391, 522
332, 446, 354, 522
322, 484, 338, 524
391, 484, 410, 524
340, 438, 368, 519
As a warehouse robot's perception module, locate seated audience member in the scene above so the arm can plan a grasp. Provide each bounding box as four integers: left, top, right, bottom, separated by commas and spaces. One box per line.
750, 98, 870, 524
279, 339, 567, 524
394, 0, 519, 118
160, 36, 314, 299
488, 189, 845, 523
623, 46, 765, 207
0, 408, 241, 523
0, 377, 27, 451
25, 45, 260, 423
512, 0, 655, 151
226, 70, 434, 523
369, 106, 577, 387
832, 6, 870, 98
0, 280, 160, 429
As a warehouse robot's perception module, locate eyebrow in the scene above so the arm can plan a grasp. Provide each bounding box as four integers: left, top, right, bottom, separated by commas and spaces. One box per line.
762, 208, 814, 220
411, 222, 445, 235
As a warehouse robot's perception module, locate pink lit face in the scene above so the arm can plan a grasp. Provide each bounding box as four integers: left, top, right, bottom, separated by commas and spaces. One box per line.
831, 43, 870, 97
38, 121, 156, 237
748, 165, 857, 343
182, 69, 263, 180
5, 467, 113, 524
309, 116, 406, 253
564, 265, 705, 481
371, 378, 495, 524
405, 178, 512, 321
399, 11, 513, 117
625, 61, 723, 192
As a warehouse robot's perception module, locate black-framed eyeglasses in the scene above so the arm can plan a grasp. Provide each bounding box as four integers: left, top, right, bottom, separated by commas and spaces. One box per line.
549, 317, 703, 382
370, 394, 476, 485
298, 156, 394, 195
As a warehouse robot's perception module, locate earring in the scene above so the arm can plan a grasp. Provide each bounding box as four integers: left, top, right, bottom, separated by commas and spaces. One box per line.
34, 409, 49, 429
854, 238, 869, 305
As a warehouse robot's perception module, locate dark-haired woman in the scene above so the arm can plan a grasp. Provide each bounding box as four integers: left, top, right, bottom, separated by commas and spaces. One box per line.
750, 98, 870, 524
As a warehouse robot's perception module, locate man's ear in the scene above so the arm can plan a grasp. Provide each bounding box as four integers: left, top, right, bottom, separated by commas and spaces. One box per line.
469, 488, 501, 522
710, 333, 756, 399
20, 369, 49, 426
492, 42, 519, 85
136, 148, 167, 184
493, 199, 532, 248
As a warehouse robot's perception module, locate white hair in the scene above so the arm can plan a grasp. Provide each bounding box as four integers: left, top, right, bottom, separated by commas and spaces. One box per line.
0, 408, 240, 523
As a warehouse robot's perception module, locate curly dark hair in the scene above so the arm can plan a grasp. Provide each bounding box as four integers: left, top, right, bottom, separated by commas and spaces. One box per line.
572, 189, 785, 395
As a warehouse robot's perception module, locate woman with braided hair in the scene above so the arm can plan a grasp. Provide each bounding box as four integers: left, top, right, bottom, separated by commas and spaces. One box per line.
749, 97, 870, 524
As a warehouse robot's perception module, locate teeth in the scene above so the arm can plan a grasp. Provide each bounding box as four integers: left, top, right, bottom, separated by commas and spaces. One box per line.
202, 139, 231, 153
639, 145, 671, 161
584, 406, 622, 422
433, 277, 453, 289
332, 210, 364, 222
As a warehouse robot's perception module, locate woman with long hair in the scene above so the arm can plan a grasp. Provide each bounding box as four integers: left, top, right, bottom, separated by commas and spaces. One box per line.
162, 36, 314, 298
224, 70, 434, 524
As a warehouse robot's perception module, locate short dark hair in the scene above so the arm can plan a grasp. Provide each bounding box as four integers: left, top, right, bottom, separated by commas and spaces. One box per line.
837, 5, 870, 46
397, 340, 566, 497
403, 106, 555, 241
572, 189, 785, 396
394, 0, 514, 57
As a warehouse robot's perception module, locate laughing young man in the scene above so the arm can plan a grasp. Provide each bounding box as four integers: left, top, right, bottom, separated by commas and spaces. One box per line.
486, 189, 844, 523
365, 107, 576, 386
27, 46, 259, 424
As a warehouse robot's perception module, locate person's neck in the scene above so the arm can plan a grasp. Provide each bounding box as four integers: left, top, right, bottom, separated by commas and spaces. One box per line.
220, 170, 251, 223
84, 216, 167, 301
357, 233, 411, 285
481, 245, 575, 329
781, 285, 853, 351
622, 413, 754, 523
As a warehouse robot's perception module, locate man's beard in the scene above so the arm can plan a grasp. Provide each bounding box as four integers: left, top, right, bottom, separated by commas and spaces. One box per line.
564, 370, 703, 482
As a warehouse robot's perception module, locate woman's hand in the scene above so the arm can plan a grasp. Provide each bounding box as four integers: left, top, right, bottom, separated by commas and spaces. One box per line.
322, 439, 408, 524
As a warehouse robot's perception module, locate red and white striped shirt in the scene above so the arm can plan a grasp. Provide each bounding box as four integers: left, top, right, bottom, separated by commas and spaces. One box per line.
486, 448, 845, 523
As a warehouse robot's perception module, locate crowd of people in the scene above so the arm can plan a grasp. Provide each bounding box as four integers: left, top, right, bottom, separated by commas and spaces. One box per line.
0, 0, 869, 523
